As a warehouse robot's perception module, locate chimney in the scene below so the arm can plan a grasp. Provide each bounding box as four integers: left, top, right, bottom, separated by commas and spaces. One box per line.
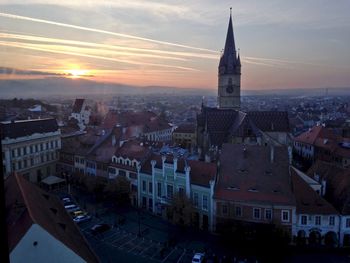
321, 179, 327, 196
112, 134, 116, 146
270, 145, 274, 163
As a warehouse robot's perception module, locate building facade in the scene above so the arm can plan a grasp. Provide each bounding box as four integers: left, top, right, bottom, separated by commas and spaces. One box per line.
1, 119, 61, 182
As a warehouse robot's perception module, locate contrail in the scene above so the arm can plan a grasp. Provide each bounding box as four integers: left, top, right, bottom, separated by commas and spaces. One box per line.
0, 12, 217, 53
0, 40, 199, 71
0, 32, 218, 60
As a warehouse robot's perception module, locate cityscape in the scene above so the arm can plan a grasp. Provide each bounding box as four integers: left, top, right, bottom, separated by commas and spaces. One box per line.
1, 1, 350, 263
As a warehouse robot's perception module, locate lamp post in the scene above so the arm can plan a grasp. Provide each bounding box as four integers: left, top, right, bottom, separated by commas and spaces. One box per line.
138, 209, 141, 237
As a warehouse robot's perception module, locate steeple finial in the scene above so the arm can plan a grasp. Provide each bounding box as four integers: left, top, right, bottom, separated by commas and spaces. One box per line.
230, 7, 232, 17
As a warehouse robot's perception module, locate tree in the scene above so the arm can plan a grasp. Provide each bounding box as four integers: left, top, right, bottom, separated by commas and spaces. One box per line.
103, 176, 131, 204
167, 193, 195, 227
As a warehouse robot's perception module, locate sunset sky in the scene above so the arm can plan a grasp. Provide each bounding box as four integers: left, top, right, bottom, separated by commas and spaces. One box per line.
0, 0, 350, 90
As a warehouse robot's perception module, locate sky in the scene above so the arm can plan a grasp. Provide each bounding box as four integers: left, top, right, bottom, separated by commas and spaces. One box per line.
0, 0, 350, 91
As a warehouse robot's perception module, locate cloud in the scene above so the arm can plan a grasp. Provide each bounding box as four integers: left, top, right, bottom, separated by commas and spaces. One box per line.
0, 66, 66, 76
0, 12, 217, 53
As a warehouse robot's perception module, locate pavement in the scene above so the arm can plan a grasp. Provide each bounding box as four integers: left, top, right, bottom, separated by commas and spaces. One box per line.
54, 186, 350, 263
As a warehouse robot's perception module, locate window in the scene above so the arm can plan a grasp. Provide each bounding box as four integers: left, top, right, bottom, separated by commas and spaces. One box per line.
193, 192, 199, 207
315, 215, 321, 226
157, 182, 162, 198
24, 159, 28, 168
30, 145, 33, 154
50, 141, 54, 148
23, 147, 27, 155
346, 218, 350, 228
167, 185, 173, 199
119, 170, 126, 177
148, 198, 153, 211
178, 187, 185, 197
18, 161, 22, 170
40, 143, 43, 151
282, 210, 290, 222
202, 195, 208, 211
253, 208, 261, 219
11, 149, 15, 158
222, 205, 228, 215
265, 209, 272, 220
142, 180, 146, 192
55, 140, 58, 148
329, 216, 335, 226
301, 215, 307, 225
235, 206, 242, 217
46, 142, 49, 149
149, 182, 153, 194
30, 158, 34, 166
142, 197, 147, 208
35, 144, 38, 152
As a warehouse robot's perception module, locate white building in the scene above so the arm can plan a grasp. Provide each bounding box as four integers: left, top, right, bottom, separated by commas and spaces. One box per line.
1, 118, 61, 182
291, 168, 339, 247
69, 99, 91, 130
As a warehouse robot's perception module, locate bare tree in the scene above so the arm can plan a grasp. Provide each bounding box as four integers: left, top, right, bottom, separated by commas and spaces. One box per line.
167, 193, 195, 227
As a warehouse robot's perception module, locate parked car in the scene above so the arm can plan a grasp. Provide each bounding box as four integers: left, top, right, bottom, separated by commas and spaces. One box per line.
90, 224, 111, 235
61, 197, 71, 203
66, 206, 81, 212
64, 204, 76, 209
73, 215, 91, 223
71, 210, 85, 218
192, 253, 205, 263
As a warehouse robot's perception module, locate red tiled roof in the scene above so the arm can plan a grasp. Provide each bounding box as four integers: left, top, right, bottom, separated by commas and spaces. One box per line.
114, 140, 151, 161
5, 174, 99, 262
188, 160, 216, 187
307, 161, 350, 214
291, 168, 338, 215
294, 125, 335, 145
215, 144, 295, 206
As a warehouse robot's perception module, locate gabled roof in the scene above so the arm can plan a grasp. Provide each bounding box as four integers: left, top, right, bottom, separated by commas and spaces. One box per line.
114, 140, 151, 161
307, 161, 350, 214
5, 174, 99, 262
247, 111, 289, 132
291, 168, 338, 215
188, 160, 216, 187
294, 125, 331, 144
72, 99, 85, 113
1, 118, 59, 140
215, 144, 295, 206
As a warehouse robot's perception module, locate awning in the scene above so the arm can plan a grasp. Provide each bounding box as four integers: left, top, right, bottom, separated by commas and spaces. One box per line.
41, 175, 65, 186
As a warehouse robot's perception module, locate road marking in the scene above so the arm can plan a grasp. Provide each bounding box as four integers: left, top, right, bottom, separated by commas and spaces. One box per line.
161, 248, 179, 263
176, 249, 186, 263
119, 235, 138, 249
139, 242, 156, 256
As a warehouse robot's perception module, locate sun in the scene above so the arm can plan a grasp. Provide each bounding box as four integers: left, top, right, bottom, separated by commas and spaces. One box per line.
67, 69, 88, 78
63, 65, 90, 78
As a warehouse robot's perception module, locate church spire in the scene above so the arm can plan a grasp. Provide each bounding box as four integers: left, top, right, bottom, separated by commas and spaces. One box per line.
219, 8, 240, 75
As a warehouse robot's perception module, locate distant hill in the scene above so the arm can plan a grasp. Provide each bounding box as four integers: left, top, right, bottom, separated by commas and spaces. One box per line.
0, 77, 348, 98
0, 77, 214, 98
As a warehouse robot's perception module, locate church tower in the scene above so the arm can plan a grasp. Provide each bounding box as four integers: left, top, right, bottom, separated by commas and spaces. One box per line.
218, 9, 241, 110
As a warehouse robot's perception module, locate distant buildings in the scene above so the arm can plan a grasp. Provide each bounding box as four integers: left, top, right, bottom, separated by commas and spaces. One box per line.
102, 110, 173, 142
293, 124, 350, 169
172, 124, 196, 150
1, 118, 61, 182
5, 173, 99, 263
69, 98, 91, 130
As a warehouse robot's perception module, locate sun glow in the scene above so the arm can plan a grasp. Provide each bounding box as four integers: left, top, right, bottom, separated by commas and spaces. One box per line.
64, 67, 90, 78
